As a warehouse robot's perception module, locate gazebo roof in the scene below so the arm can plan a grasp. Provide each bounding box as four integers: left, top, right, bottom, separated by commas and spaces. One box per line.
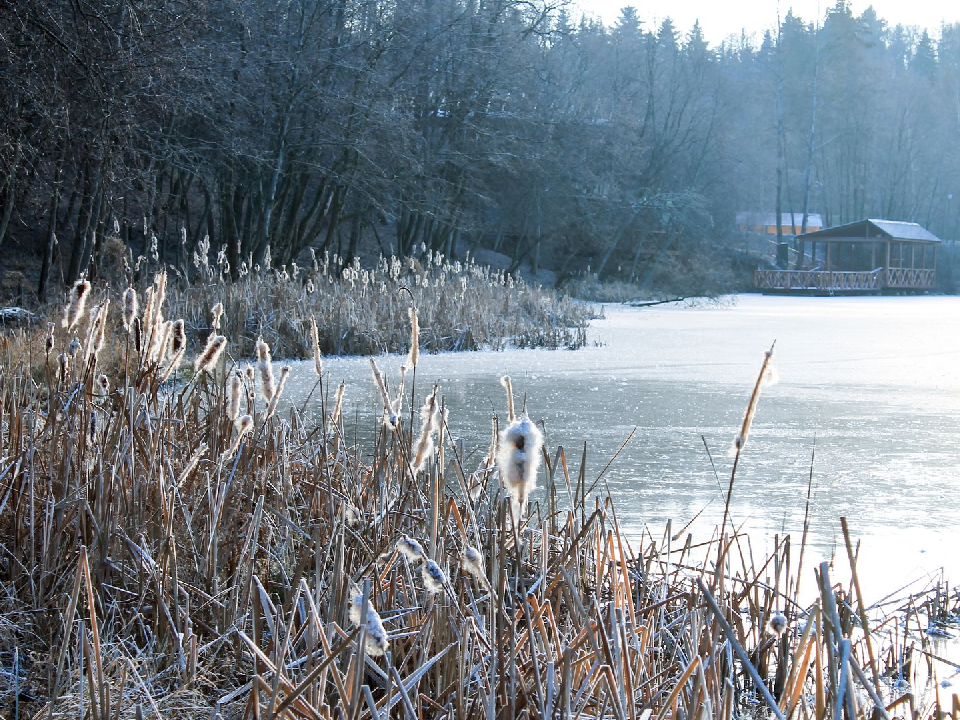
797, 219, 941, 243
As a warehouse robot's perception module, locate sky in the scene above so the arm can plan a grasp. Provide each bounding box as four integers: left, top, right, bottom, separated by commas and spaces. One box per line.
575, 0, 960, 45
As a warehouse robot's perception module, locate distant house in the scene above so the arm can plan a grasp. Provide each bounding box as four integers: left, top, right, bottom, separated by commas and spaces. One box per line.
736, 211, 823, 235
755, 218, 940, 293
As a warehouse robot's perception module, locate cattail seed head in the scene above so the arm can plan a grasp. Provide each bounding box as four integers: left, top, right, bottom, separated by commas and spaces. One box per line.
171, 319, 186, 355
500, 375, 515, 422
497, 416, 543, 525
211, 302, 224, 331
265, 365, 290, 419
406, 307, 420, 369
97, 374, 110, 395
397, 536, 426, 562
309, 317, 323, 377
228, 372, 244, 421
257, 338, 276, 402
346, 585, 389, 657
194, 334, 227, 374
331, 381, 346, 427
45, 323, 55, 355
63, 279, 91, 330
412, 384, 441, 472
235, 414, 253, 436
68, 337, 81, 357
767, 611, 787, 636
122, 287, 138, 331
734, 343, 776, 453
421, 559, 446, 595
461, 546, 486, 580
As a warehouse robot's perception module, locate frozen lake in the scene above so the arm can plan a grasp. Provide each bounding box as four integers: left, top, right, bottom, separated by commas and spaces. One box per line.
287, 294, 960, 599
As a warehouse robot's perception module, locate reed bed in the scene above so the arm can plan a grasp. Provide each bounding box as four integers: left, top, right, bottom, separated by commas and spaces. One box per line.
0, 273, 957, 719
167, 249, 592, 358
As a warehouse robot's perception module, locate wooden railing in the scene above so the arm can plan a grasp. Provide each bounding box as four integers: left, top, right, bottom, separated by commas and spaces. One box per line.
755, 269, 883, 291
884, 268, 936, 288
755, 267, 936, 291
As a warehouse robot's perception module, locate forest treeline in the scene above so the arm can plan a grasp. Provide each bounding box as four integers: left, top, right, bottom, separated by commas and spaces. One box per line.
2, 0, 959, 299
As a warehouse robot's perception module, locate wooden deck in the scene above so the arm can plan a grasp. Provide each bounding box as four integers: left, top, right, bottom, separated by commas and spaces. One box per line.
755, 268, 935, 292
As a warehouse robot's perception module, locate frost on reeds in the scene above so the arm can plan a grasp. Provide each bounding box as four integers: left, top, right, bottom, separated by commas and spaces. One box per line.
221, 414, 253, 461
397, 535, 426, 562
256, 338, 276, 402
62, 279, 91, 330
347, 585, 389, 657
497, 416, 543, 525
412, 384, 441, 472
421, 558, 446, 595
82, 300, 109, 369
160, 319, 187, 383
309, 317, 323, 377
733, 342, 777, 453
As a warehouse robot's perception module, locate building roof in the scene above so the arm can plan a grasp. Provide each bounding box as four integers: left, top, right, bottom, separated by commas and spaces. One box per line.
798, 218, 941, 243
736, 211, 823, 227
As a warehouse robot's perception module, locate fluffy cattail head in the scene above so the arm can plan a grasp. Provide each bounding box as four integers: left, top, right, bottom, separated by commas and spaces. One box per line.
122, 287, 138, 331
228, 371, 244, 421
500, 375, 515, 422
235, 414, 253, 437
194, 334, 227, 374
45, 323, 55, 355
256, 338, 276, 402
309, 317, 323, 377
397, 535, 426, 562
421, 559, 446, 595
97, 374, 110, 395
265, 365, 290, 419
406, 307, 420, 369
767, 612, 787, 636
497, 416, 544, 524
461, 546, 485, 580
347, 584, 390, 657
171, 319, 186, 356
63, 279, 91, 330
211, 302, 224, 331
68, 337, 81, 357
734, 343, 776, 452
412, 384, 441, 472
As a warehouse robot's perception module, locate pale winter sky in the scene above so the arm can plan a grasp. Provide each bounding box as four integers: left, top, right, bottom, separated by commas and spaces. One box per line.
575, 0, 960, 46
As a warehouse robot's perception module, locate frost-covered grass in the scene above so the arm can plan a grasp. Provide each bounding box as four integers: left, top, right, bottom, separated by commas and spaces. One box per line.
0, 274, 954, 718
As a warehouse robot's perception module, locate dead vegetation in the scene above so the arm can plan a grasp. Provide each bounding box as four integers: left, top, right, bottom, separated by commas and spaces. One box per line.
0, 273, 956, 719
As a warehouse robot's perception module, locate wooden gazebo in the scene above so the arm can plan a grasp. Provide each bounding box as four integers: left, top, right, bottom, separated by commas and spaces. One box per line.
755, 219, 940, 292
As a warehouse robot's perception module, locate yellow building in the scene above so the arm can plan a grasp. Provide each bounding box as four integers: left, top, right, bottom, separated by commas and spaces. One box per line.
736, 211, 823, 235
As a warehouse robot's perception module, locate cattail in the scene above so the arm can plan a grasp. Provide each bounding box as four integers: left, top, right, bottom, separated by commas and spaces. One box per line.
309, 317, 323, 377
497, 416, 543, 525
265, 365, 290, 420
461, 546, 486, 581
244, 364, 255, 383
82, 302, 108, 368
221, 414, 253, 461
397, 535, 426, 563
257, 338, 276, 402
331, 381, 346, 427
62, 279, 91, 330
68, 337, 81, 357
767, 611, 787, 636
346, 586, 389, 657
406, 307, 420, 369
132, 317, 143, 354
228, 371, 244, 421
421, 559, 446, 595
45, 323, 55, 355
211, 302, 224, 331
412, 384, 441, 472
154, 320, 172, 364
122, 287, 138, 331
370, 359, 398, 431
57, 353, 70, 382
194, 334, 226, 374
171, 319, 186, 356
97, 374, 110, 395
734, 343, 776, 452
500, 375, 515, 422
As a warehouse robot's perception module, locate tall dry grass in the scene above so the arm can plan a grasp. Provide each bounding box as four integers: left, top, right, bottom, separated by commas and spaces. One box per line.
0, 272, 956, 719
